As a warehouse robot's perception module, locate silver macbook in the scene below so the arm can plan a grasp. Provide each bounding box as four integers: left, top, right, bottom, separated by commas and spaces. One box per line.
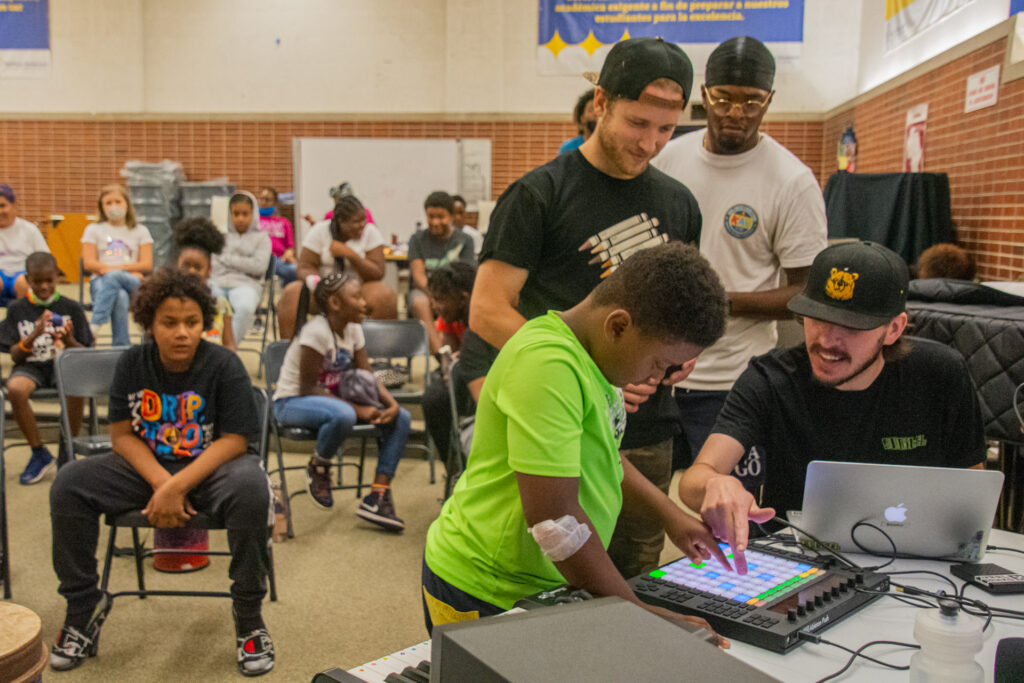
799, 461, 1004, 562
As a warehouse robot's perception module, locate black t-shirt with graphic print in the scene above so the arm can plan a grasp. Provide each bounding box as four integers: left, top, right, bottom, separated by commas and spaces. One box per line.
108, 340, 257, 464
0, 296, 93, 370
711, 337, 986, 518
479, 149, 702, 449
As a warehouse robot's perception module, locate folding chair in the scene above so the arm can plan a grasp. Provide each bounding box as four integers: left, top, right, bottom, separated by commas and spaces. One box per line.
98, 387, 277, 603
55, 346, 129, 462
439, 347, 469, 501
362, 319, 437, 483
263, 340, 376, 539
54, 348, 277, 602
246, 257, 279, 379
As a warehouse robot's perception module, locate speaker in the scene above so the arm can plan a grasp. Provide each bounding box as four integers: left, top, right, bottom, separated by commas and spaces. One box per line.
995, 637, 1024, 683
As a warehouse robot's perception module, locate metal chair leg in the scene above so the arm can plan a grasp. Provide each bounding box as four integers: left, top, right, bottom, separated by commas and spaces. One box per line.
267, 543, 278, 602
132, 527, 147, 598
273, 424, 294, 539
100, 525, 117, 592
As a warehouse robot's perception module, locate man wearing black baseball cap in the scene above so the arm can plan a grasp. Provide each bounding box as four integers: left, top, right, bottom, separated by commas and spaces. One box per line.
654, 37, 827, 483
439, 37, 702, 582
678, 241, 985, 573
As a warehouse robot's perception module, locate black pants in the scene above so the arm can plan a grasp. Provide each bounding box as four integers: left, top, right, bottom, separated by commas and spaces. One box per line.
50, 452, 272, 621
422, 370, 474, 474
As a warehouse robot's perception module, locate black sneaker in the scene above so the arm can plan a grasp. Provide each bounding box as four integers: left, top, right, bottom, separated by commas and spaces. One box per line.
50, 592, 113, 671
306, 458, 333, 509
355, 488, 405, 531
236, 627, 275, 677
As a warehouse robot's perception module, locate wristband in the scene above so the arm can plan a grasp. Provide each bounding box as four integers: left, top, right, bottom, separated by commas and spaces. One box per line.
18, 338, 32, 353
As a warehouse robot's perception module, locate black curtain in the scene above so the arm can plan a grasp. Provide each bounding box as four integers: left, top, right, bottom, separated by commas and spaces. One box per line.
823, 172, 953, 266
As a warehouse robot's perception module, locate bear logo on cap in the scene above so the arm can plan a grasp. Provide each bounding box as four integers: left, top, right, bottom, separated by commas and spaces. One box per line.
825, 267, 858, 301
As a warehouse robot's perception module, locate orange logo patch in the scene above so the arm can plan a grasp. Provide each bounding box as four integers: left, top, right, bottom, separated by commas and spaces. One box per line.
825, 268, 858, 301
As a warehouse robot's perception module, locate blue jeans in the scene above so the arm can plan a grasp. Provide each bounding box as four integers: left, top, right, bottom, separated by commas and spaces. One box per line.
211, 284, 261, 343
274, 395, 411, 477
274, 258, 297, 286
90, 270, 141, 346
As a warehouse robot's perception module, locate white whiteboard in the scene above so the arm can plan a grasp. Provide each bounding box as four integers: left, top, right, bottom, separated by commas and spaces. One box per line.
294, 138, 473, 247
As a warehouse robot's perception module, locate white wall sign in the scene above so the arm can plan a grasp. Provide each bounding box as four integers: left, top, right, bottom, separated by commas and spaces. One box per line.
964, 64, 1000, 113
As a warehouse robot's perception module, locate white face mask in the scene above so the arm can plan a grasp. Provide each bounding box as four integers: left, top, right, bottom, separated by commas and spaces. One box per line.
105, 205, 127, 222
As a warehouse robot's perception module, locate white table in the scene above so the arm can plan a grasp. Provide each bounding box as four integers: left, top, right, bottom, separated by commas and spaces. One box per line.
726, 529, 1024, 681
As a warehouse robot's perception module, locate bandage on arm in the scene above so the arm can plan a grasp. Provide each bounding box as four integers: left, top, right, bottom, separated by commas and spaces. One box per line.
529, 514, 592, 562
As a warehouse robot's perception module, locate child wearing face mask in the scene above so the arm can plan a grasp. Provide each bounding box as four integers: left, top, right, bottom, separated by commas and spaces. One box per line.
0, 252, 92, 485
81, 184, 154, 346
256, 186, 297, 286
209, 192, 272, 344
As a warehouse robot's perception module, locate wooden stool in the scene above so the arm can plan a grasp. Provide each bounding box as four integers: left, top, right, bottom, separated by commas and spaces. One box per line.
0, 602, 47, 683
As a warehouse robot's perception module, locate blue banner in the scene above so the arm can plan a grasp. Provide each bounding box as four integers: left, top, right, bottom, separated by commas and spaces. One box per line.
539, 0, 804, 47
0, 0, 49, 50
1012, 0, 1024, 16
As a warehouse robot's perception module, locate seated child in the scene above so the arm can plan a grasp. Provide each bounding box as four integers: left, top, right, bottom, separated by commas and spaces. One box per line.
0, 252, 92, 484
48, 268, 274, 676
175, 217, 236, 349
256, 186, 297, 285
428, 261, 475, 354
272, 273, 411, 530
422, 243, 731, 642
277, 194, 397, 339
209, 191, 272, 344
0, 184, 53, 305
422, 261, 476, 465
450, 194, 483, 258
407, 191, 475, 354
81, 184, 154, 346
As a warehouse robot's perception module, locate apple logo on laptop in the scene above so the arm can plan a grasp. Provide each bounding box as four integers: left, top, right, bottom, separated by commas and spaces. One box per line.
884, 503, 908, 524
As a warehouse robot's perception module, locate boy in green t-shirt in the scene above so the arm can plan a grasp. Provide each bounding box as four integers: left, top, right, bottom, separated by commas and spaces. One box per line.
423, 242, 732, 643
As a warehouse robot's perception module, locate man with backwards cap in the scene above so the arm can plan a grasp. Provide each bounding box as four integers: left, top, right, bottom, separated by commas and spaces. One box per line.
654, 37, 828, 485
0, 184, 51, 306
678, 241, 986, 573
428, 38, 704, 597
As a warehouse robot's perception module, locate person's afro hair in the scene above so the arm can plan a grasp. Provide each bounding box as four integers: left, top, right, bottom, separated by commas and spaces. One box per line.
131, 267, 218, 332
174, 217, 225, 256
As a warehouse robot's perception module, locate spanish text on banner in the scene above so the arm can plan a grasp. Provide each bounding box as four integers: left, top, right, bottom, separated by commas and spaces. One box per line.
538, 0, 804, 76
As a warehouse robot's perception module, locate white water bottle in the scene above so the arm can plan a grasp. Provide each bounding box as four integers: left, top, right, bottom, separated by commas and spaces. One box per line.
909, 600, 984, 682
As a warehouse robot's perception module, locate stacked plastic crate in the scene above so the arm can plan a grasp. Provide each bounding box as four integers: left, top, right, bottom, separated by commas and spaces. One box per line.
123, 161, 184, 269
180, 180, 235, 221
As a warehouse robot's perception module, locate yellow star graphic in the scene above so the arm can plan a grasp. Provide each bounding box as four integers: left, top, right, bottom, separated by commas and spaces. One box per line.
545, 30, 568, 57
580, 30, 603, 57
620, 29, 631, 41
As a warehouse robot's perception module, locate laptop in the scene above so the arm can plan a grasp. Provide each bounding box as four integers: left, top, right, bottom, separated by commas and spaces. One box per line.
799, 461, 1004, 562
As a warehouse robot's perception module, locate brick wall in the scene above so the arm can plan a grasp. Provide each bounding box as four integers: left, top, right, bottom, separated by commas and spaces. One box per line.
0, 117, 823, 233
823, 39, 1024, 281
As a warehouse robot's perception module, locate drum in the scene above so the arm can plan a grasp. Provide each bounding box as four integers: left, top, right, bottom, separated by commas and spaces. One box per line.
153, 527, 210, 573
0, 602, 47, 683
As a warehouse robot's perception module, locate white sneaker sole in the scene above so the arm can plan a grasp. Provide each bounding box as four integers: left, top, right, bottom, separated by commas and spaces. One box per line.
355, 507, 405, 531
21, 458, 56, 485
305, 472, 333, 510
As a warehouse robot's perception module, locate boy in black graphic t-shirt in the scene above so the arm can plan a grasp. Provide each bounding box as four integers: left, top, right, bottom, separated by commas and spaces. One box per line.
0, 252, 92, 484
48, 269, 275, 676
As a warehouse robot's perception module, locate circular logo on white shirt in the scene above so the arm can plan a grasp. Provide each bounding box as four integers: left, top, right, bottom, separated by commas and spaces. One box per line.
723, 204, 759, 239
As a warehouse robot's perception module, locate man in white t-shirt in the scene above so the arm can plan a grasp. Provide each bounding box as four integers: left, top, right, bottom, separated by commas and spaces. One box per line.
654, 36, 827, 487
0, 184, 51, 305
